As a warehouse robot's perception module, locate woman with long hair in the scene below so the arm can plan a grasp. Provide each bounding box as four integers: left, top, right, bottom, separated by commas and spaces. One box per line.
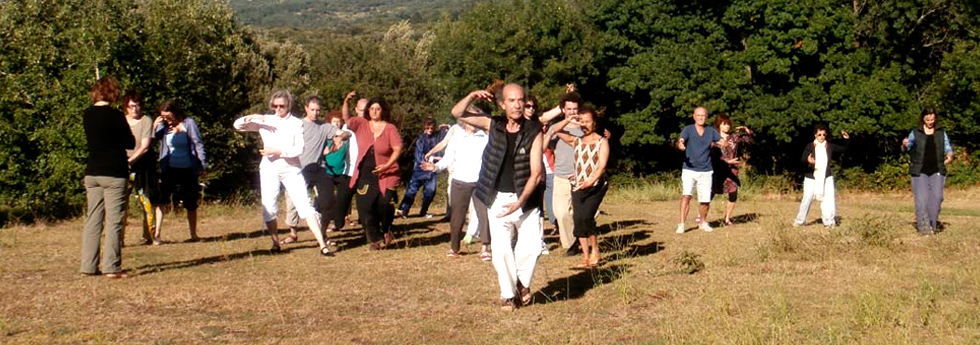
80, 75, 134, 278
341, 97, 403, 250
902, 108, 954, 235
550, 105, 610, 269
152, 99, 206, 244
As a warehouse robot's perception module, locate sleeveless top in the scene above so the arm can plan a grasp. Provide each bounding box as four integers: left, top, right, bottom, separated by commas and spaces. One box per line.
574, 136, 604, 185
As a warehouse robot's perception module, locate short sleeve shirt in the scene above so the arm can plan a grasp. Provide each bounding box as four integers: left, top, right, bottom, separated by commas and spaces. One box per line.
551, 125, 584, 177
126, 116, 152, 157
680, 125, 721, 172
298, 120, 338, 170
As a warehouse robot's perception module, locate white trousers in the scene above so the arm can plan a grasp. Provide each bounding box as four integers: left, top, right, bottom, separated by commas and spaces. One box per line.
552, 176, 575, 249
260, 167, 317, 223
794, 176, 836, 226
488, 192, 543, 299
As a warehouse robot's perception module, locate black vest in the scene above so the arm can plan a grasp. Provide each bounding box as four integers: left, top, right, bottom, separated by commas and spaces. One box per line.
909, 126, 948, 176
475, 116, 542, 210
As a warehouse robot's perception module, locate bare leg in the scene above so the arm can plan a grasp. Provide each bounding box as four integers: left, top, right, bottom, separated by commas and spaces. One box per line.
588, 235, 599, 265
577, 237, 590, 267
698, 203, 710, 223
187, 209, 199, 240
265, 219, 279, 246
153, 205, 166, 244
725, 201, 736, 223
678, 195, 692, 224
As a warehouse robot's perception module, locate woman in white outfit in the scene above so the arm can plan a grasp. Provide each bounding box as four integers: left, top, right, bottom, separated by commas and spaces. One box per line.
794, 125, 849, 228
233, 90, 333, 256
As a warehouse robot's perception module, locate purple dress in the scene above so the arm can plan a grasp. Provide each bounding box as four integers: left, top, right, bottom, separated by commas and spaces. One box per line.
711, 131, 753, 194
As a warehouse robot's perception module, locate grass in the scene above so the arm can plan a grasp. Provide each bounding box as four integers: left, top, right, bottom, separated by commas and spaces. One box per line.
2, 187, 980, 344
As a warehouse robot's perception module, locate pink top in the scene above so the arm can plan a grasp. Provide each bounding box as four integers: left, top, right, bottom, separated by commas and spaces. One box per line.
346, 116, 403, 191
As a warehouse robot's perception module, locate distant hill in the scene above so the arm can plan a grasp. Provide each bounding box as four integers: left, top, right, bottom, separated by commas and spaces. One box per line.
228, 0, 478, 33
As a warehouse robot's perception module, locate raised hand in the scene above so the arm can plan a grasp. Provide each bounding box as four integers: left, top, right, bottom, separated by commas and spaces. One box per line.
565, 83, 576, 93
840, 130, 850, 139
344, 90, 357, 102
469, 90, 494, 101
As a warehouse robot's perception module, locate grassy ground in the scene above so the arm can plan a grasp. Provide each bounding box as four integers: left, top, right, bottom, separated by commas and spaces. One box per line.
2, 188, 980, 344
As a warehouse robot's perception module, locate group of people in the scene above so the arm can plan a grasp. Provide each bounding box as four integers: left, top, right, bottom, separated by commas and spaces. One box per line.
80, 75, 953, 310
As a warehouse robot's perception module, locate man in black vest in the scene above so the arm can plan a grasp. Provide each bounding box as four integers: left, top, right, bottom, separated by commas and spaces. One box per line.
452, 83, 544, 311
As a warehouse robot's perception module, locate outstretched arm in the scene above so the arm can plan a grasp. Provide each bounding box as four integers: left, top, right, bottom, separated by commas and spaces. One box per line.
451, 90, 492, 131
425, 133, 451, 161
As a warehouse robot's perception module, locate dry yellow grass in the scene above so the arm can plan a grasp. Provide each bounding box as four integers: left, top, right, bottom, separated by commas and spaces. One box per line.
2, 189, 979, 344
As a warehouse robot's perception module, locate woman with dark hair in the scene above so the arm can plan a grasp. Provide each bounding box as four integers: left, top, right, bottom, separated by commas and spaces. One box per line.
121, 90, 156, 245
793, 125, 849, 228
341, 97, 404, 250
902, 108, 954, 235
550, 105, 610, 268
152, 99, 206, 244
80, 75, 134, 278
710, 113, 753, 226
324, 110, 354, 232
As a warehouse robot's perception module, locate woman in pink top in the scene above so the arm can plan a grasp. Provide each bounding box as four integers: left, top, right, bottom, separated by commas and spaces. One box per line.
343, 96, 403, 250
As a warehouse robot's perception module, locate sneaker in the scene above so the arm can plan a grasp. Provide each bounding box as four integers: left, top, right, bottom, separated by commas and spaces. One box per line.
541, 242, 550, 255
699, 222, 713, 232
425, 214, 434, 219
394, 209, 406, 218
792, 221, 803, 227
479, 250, 491, 262
463, 234, 474, 244
695, 216, 701, 225
446, 249, 460, 258
676, 223, 686, 234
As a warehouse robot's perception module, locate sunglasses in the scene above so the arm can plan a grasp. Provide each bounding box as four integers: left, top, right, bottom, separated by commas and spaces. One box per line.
524, 104, 536, 109
272, 104, 287, 109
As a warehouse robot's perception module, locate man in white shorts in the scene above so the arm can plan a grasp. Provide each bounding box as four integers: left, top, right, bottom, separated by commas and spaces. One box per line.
676, 107, 724, 233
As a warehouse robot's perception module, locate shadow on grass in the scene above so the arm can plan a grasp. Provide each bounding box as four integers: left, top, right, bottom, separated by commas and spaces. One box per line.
535, 263, 631, 305
132, 244, 317, 276
597, 219, 651, 235
705, 212, 760, 228
599, 229, 665, 259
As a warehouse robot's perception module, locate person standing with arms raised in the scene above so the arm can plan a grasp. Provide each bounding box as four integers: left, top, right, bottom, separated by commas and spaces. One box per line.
452, 83, 544, 310
676, 107, 724, 233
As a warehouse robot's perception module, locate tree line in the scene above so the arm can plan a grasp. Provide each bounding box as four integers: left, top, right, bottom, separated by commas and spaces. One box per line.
2, 0, 979, 224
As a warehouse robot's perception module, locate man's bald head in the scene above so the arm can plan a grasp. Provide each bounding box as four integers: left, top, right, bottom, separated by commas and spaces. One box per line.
497, 83, 526, 121
693, 106, 708, 126
355, 98, 369, 117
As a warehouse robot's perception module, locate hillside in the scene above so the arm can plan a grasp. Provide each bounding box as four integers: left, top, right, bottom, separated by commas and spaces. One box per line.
228, 0, 478, 33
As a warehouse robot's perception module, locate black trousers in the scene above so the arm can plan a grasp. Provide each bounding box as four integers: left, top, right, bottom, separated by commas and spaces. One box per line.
356, 180, 398, 244
302, 167, 331, 229
571, 180, 608, 238
448, 179, 476, 252
325, 174, 352, 230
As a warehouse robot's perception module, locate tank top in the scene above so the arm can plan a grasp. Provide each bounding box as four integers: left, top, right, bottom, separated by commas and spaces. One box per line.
573, 136, 604, 185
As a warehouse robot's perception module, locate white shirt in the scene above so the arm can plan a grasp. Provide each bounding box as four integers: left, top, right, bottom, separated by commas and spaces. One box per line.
342, 125, 358, 177
233, 114, 304, 172
435, 128, 488, 183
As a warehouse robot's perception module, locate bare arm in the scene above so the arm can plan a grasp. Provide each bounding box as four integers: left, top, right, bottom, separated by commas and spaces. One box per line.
549, 117, 576, 145
497, 133, 543, 217
425, 133, 451, 160
373, 145, 402, 174
538, 105, 563, 124
127, 137, 152, 165
341, 91, 356, 122
451, 90, 492, 131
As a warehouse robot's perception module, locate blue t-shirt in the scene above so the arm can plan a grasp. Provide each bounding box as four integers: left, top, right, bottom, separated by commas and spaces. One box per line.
166, 131, 193, 169
680, 124, 721, 172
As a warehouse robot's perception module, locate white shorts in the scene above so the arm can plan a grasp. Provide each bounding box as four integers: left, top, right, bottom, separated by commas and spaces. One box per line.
681, 169, 713, 203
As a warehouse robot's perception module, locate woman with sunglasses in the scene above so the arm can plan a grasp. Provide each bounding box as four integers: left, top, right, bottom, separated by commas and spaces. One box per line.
234, 90, 332, 255
793, 125, 849, 228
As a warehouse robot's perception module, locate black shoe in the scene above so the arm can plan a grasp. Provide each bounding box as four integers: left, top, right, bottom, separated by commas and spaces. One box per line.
563, 242, 581, 256
269, 243, 282, 254
320, 247, 335, 257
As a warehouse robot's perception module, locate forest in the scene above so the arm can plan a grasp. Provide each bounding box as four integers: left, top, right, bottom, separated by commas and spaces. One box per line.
2, 0, 980, 224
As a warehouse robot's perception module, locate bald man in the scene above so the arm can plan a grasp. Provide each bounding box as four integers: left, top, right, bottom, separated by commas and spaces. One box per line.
676, 107, 724, 233
452, 83, 544, 311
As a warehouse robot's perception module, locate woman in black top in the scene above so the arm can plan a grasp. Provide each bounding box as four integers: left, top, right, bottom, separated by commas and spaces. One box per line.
902, 108, 954, 235
80, 76, 134, 278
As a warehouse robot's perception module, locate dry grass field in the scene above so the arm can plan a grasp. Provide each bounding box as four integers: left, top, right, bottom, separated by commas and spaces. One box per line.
2, 188, 980, 344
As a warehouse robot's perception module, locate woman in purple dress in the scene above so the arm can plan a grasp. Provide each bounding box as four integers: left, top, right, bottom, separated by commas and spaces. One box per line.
711, 113, 753, 226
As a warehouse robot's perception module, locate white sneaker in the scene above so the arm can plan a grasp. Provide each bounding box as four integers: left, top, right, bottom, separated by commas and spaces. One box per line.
699, 222, 714, 232
541, 242, 550, 255
676, 223, 686, 234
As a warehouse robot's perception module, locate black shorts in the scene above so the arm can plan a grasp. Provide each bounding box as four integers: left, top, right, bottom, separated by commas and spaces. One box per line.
156, 167, 200, 210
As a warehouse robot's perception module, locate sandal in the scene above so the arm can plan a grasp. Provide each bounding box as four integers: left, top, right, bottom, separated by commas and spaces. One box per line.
383, 232, 394, 247
279, 235, 298, 245
269, 243, 282, 254
446, 250, 460, 258
320, 247, 335, 257
479, 250, 491, 262
573, 261, 591, 270
104, 272, 129, 279
369, 242, 382, 251
588, 253, 600, 267
724, 220, 734, 226
499, 297, 517, 311
516, 281, 532, 306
